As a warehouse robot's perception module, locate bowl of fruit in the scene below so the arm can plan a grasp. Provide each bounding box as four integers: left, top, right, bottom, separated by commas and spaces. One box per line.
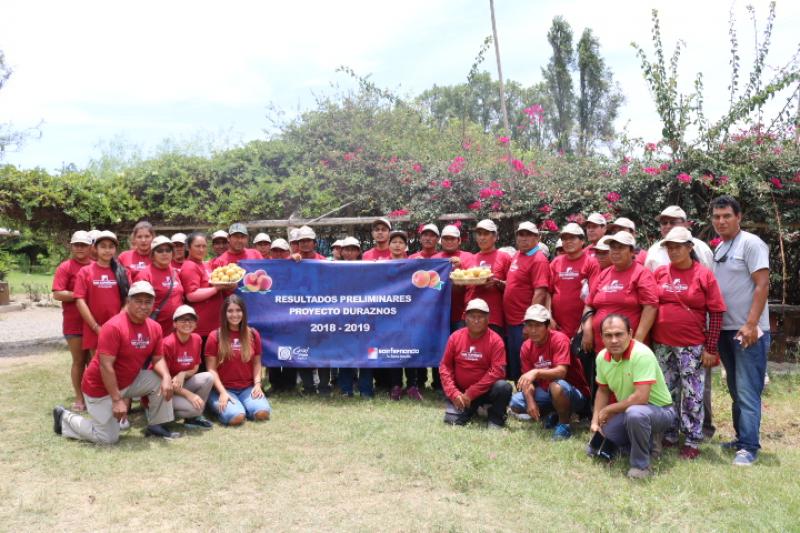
210, 264, 246, 287
449, 267, 493, 286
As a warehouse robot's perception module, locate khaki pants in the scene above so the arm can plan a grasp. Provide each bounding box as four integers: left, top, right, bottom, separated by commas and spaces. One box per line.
172, 372, 214, 419
61, 370, 174, 444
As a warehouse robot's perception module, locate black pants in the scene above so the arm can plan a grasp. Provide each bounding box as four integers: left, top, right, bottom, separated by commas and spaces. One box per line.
299, 368, 332, 394
269, 367, 297, 391
444, 380, 512, 427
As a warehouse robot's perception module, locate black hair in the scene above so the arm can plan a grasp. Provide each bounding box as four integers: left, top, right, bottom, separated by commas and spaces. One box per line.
710, 195, 741, 215
111, 257, 129, 301
186, 231, 207, 259
601, 313, 632, 333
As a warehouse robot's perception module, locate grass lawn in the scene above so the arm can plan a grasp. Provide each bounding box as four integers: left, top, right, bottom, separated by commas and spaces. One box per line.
5, 271, 54, 298
1, 351, 799, 532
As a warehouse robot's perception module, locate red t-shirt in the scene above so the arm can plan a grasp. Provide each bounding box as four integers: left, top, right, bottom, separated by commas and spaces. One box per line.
170, 259, 185, 271
136, 264, 185, 336
205, 328, 263, 390
585, 244, 598, 258
52, 258, 91, 335
362, 247, 392, 261
466, 249, 511, 328
118, 250, 151, 275
652, 262, 727, 347
162, 332, 202, 376
549, 252, 600, 338
503, 248, 551, 326
439, 327, 506, 401
300, 252, 327, 260
178, 259, 222, 336
73, 262, 125, 350
635, 249, 647, 266
434, 250, 475, 324
209, 248, 262, 268
520, 330, 590, 398
587, 263, 658, 350
81, 311, 163, 397
409, 249, 437, 259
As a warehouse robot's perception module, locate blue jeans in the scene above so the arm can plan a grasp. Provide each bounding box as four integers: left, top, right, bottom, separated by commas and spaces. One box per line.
509, 380, 587, 414
718, 330, 770, 454
208, 386, 271, 425
338, 368, 374, 397
506, 324, 524, 381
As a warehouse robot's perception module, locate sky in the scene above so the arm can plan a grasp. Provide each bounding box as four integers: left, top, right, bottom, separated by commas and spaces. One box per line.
1, 0, 798, 171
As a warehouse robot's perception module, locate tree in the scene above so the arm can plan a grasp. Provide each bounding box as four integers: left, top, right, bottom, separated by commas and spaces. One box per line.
576, 29, 624, 154
542, 17, 575, 153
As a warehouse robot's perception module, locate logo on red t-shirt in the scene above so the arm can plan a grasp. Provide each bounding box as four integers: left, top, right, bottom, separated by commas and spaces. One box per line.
162, 276, 174, 288
177, 350, 193, 366
93, 274, 117, 289
600, 280, 624, 293
131, 333, 150, 349
662, 278, 689, 292
559, 266, 579, 280
461, 346, 483, 361
509, 259, 519, 272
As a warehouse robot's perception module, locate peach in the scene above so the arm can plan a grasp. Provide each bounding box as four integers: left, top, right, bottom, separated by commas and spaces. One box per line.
258, 275, 272, 291
243, 272, 260, 291
411, 270, 431, 288
427, 271, 440, 288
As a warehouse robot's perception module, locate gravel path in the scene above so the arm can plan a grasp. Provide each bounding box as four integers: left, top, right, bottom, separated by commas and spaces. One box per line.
0, 305, 65, 355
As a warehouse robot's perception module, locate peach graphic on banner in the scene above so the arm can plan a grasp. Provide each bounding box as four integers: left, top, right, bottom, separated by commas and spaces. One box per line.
243, 269, 272, 293
411, 270, 431, 288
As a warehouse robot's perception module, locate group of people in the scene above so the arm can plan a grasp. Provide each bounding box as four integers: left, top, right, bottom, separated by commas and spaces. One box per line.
50, 195, 772, 478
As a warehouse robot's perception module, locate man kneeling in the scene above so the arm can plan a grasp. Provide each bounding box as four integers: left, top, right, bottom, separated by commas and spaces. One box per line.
439, 298, 512, 428
589, 314, 676, 478
509, 305, 591, 440
53, 281, 178, 443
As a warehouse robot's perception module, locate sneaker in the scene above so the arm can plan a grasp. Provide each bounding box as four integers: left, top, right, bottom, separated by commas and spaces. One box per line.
52, 406, 66, 435
733, 449, 757, 466
487, 421, 505, 430
720, 440, 740, 450
406, 386, 423, 401
543, 412, 558, 429
476, 405, 489, 418
552, 423, 572, 440
679, 445, 701, 460
145, 424, 181, 439
390, 386, 404, 401
119, 418, 131, 431
184, 416, 213, 430
510, 411, 532, 421
627, 467, 652, 479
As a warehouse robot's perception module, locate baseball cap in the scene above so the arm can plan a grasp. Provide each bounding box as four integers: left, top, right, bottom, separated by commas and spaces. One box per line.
211, 230, 228, 241
170, 233, 187, 244
271, 238, 290, 251
419, 223, 440, 236
253, 233, 271, 244
297, 225, 316, 240
605, 231, 636, 247
656, 205, 688, 221
128, 280, 155, 298
587, 212, 607, 226
516, 221, 539, 234
228, 223, 248, 236
475, 219, 498, 233
288, 229, 300, 243
70, 231, 93, 245
560, 223, 585, 237
440, 225, 461, 238
172, 304, 197, 321
87, 229, 102, 243
594, 236, 612, 252
331, 239, 343, 248
389, 230, 408, 243
610, 217, 636, 232
523, 304, 551, 323
465, 298, 490, 313
94, 230, 118, 246
660, 226, 694, 245
555, 238, 563, 250
150, 235, 173, 251
372, 217, 392, 230
341, 236, 361, 248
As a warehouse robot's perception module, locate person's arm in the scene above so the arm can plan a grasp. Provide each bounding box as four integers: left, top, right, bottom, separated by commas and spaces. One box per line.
521, 381, 540, 420
590, 385, 611, 433
532, 287, 548, 306
185, 286, 219, 303
98, 354, 127, 421
204, 356, 231, 412
251, 343, 264, 399
438, 339, 462, 405
150, 355, 174, 401
581, 306, 594, 352
738, 269, 769, 348
703, 311, 724, 367
634, 305, 657, 342
75, 299, 101, 335
464, 338, 507, 401
52, 290, 75, 303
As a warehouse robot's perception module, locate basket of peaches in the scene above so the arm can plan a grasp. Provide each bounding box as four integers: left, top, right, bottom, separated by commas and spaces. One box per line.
210, 264, 246, 289
449, 266, 493, 286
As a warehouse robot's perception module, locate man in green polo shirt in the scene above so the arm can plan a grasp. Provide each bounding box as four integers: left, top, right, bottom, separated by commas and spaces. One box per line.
589, 314, 676, 478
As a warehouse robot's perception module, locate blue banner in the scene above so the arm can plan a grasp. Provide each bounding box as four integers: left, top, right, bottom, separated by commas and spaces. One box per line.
237, 259, 452, 368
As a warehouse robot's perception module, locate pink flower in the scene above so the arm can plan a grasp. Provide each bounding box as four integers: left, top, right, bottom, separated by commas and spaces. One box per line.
490, 181, 500, 189
539, 204, 552, 214
645, 142, 657, 152
511, 159, 526, 173
389, 209, 408, 217
773, 147, 783, 155
770, 177, 784, 189
468, 200, 482, 210
793, 172, 800, 183
491, 201, 501, 210
677, 173, 692, 183
479, 188, 493, 199
541, 219, 558, 232
718, 175, 730, 184
448, 156, 465, 174
603, 212, 614, 221
498, 136, 510, 144
660, 163, 670, 171
417, 223, 426, 234
623, 156, 631, 163
441, 179, 452, 189
453, 220, 463, 229
389, 155, 398, 164
343, 152, 356, 161
643, 167, 659, 176
462, 141, 472, 151
709, 237, 722, 248
492, 189, 505, 197
412, 163, 422, 173
619, 164, 629, 176
605, 192, 621, 203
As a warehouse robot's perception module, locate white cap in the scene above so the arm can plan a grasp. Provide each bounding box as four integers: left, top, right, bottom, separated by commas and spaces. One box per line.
516, 221, 539, 234
656, 205, 688, 221
150, 235, 173, 251
341, 236, 361, 248
465, 298, 490, 314
389, 230, 408, 242
440, 225, 461, 238
560, 223, 585, 237
555, 238, 563, 250
610, 217, 636, 232
605, 231, 636, 247
271, 238, 290, 251
587, 212, 607, 226
253, 233, 271, 244
211, 230, 228, 241
128, 280, 155, 297
372, 217, 392, 230
94, 230, 118, 245
288, 229, 300, 243
594, 236, 612, 252
661, 226, 694, 245
87, 229, 102, 242
523, 304, 551, 323
172, 304, 197, 321
419, 223, 440, 236
297, 225, 316, 240
70, 231, 93, 245
475, 219, 498, 233
170, 233, 187, 244
331, 239, 343, 248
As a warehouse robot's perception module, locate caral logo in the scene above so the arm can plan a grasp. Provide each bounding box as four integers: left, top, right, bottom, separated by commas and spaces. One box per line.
560, 266, 579, 280
663, 278, 689, 292
130, 333, 149, 349
292, 346, 310, 359
277, 346, 293, 361
367, 347, 378, 360
601, 280, 624, 293
162, 277, 173, 288
94, 274, 116, 289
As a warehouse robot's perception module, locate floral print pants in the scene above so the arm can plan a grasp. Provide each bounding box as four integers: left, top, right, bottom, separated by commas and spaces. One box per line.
654, 343, 705, 447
